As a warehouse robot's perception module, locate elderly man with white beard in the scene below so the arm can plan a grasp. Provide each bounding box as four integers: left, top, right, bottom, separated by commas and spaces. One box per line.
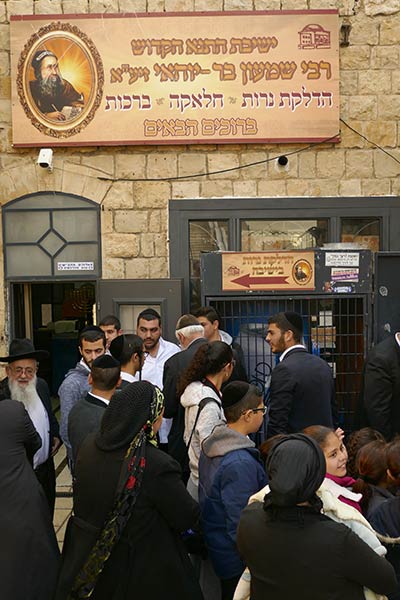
0, 339, 61, 516
29, 50, 84, 121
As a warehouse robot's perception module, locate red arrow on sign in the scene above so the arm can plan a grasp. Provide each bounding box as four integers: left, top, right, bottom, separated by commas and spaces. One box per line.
231, 274, 289, 288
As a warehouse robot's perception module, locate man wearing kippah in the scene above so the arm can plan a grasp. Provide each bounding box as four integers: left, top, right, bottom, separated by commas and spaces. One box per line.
163, 314, 207, 476
29, 50, 84, 121
265, 311, 337, 438
58, 326, 106, 464
68, 354, 121, 470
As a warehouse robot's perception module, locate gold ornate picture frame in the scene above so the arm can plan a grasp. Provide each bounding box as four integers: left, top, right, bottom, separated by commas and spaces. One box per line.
17, 21, 104, 138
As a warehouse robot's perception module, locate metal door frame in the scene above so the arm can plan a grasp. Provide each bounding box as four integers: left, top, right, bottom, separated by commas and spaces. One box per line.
169, 196, 400, 311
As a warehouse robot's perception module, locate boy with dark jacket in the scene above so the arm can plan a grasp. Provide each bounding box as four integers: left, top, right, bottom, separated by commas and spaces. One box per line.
199, 381, 268, 600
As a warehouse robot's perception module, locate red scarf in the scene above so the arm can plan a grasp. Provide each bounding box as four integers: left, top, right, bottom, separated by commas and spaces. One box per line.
325, 473, 362, 513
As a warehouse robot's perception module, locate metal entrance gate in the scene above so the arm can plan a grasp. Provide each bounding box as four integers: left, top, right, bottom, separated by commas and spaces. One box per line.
201, 249, 373, 433
209, 295, 367, 432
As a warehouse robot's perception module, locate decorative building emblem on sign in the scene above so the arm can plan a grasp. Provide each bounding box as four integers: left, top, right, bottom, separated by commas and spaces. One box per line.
298, 24, 331, 50
17, 21, 104, 138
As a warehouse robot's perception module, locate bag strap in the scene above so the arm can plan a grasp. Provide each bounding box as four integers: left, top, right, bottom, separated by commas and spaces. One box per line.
186, 397, 220, 449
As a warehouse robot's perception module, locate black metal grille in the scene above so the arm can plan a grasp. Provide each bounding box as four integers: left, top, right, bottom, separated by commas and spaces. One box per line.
210, 295, 368, 435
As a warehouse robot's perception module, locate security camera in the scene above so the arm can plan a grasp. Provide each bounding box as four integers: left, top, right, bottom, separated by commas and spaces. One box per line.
277, 155, 288, 167
275, 155, 289, 173
37, 148, 53, 171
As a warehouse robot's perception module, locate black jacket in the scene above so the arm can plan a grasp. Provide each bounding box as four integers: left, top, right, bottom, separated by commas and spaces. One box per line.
366, 486, 400, 600
56, 438, 203, 600
0, 376, 60, 442
163, 337, 207, 468
68, 392, 108, 467
237, 502, 397, 600
0, 376, 60, 514
0, 400, 59, 600
266, 347, 336, 438
359, 335, 400, 440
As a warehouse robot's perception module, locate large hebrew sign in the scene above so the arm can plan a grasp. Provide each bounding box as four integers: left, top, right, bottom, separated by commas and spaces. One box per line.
11, 10, 339, 146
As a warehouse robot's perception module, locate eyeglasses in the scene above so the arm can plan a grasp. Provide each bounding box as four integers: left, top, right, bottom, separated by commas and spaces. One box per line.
249, 406, 267, 416
9, 366, 37, 377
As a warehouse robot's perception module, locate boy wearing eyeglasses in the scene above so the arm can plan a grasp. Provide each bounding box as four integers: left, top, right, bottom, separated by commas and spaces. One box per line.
198, 381, 268, 600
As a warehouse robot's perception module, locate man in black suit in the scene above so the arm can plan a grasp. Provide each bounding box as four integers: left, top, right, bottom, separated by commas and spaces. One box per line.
163, 314, 206, 474
359, 333, 400, 440
265, 312, 336, 438
68, 355, 121, 469
0, 338, 61, 515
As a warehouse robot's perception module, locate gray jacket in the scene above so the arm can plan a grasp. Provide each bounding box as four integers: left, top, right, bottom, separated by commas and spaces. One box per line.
58, 361, 90, 458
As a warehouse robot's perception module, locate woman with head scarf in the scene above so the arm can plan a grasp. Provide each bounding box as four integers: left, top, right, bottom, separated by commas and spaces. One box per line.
237, 434, 396, 600
55, 381, 203, 600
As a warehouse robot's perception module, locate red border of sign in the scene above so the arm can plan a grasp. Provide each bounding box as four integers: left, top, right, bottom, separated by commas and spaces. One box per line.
11, 10, 338, 21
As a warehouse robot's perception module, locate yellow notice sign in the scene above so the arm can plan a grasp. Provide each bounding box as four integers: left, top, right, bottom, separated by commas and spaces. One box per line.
222, 251, 315, 291
10, 10, 339, 146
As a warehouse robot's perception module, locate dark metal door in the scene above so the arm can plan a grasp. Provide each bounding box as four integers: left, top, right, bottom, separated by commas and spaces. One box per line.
375, 252, 400, 343
97, 279, 183, 342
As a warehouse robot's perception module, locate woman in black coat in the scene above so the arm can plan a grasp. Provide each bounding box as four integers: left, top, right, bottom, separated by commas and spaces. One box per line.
56, 381, 203, 600
237, 434, 397, 600
0, 399, 59, 600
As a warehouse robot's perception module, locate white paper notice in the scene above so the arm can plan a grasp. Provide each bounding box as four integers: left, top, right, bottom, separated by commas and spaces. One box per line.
325, 253, 360, 267
57, 262, 94, 271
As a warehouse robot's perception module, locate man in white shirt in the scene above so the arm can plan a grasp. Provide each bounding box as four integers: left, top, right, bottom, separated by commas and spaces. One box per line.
136, 308, 179, 449
0, 338, 61, 515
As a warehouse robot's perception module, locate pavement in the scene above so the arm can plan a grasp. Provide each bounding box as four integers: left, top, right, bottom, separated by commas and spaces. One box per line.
52, 395, 72, 550
54, 443, 73, 549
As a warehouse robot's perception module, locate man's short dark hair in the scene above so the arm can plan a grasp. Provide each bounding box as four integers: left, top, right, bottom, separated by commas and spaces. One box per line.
91, 364, 120, 391
78, 326, 106, 348
267, 312, 303, 343
99, 314, 121, 331
222, 381, 262, 423
195, 306, 220, 325
136, 308, 161, 327
109, 334, 144, 367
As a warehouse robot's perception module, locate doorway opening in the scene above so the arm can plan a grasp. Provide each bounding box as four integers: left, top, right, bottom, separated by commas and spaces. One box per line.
11, 281, 96, 394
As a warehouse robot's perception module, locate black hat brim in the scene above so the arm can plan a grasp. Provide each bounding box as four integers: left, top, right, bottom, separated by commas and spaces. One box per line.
0, 350, 49, 363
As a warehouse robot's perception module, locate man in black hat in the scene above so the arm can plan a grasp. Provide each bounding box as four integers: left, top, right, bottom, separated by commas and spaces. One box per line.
0, 338, 61, 515
265, 311, 336, 438
29, 50, 84, 120
68, 355, 121, 470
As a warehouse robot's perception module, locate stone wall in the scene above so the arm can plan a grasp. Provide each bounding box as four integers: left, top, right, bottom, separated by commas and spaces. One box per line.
0, 0, 399, 349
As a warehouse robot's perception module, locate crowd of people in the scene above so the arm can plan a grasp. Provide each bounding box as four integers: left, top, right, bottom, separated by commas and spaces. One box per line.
0, 307, 400, 600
